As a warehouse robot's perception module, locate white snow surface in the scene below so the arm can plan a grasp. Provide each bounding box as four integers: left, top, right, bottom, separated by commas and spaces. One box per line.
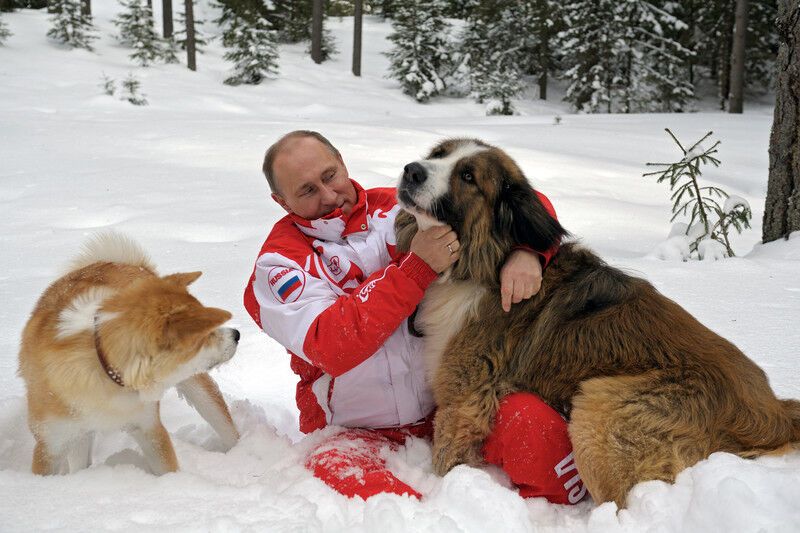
2, 5, 800, 533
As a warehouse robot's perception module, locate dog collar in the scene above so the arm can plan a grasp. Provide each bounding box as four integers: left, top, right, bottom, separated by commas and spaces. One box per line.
93, 315, 125, 387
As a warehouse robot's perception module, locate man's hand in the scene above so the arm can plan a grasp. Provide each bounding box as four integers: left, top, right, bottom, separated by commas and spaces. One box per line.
500, 249, 542, 312
410, 224, 460, 274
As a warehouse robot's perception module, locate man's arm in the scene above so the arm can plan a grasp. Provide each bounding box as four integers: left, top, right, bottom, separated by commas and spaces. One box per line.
247, 251, 435, 378
244, 224, 458, 378
499, 190, 560, 312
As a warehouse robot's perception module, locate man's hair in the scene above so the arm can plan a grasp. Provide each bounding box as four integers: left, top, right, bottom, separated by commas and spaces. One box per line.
262, 130, 341, 194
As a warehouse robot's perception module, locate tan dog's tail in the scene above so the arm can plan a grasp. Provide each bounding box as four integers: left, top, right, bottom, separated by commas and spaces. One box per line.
65, 231, 156, 274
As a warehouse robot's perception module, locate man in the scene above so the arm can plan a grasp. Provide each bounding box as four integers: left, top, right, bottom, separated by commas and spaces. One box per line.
243, 131, 585, 504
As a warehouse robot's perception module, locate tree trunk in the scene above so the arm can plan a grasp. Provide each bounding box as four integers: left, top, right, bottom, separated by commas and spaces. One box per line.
728, 0, 748, 113
311, 0, 323, 64
538, 32, 548, 100
162, 0, 173, 38
81, 0, 91, 16
718, 7, 735, 110
352, 0, 362, 76
184, 0, 196, 71
762, 0, 800, 242
146, 0, 152, 10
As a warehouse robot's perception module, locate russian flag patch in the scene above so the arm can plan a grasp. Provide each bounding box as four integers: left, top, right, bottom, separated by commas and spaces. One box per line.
268, 267, 306, 304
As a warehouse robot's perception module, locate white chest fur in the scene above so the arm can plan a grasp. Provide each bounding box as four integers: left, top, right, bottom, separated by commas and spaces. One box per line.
415, 280, 487, 381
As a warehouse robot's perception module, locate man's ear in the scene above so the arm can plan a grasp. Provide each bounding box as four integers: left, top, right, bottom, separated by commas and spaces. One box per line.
272, 192, 292, 214
495, 181, 568, 252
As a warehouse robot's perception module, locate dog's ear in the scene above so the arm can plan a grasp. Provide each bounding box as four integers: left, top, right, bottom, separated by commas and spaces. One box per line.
165, 306, 232, 346
394, 209, 418, 254
495, 181, 567, 252
163, 271, 202, 287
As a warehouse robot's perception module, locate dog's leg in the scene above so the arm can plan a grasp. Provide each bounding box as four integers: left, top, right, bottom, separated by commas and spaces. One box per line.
65, 432, 93, 473
32, 439, 56, 475
431, 387, 501, 476
32, 421, 85, 475
570, 373, 711, 507
175, 373, 239, 450
128, 404, 179, 475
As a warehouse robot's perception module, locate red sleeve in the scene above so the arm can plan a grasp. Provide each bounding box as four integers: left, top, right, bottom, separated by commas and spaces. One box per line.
302, 252, 437, 377
513, 191, 560, 267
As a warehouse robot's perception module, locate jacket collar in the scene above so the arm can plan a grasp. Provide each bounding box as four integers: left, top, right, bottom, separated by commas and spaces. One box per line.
289, 180, 369, 242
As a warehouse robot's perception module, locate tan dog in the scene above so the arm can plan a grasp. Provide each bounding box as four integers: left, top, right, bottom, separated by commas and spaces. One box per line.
395, 138, 800, 507
18, 232, 240, 475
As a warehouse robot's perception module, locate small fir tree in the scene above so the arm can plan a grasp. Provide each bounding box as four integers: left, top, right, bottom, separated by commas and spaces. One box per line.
99, 72, 116, 96
160, 35, 180, 63
385, 0, 452, 103
47, 0, 97, 51
0, 13, 11, 45
644, 129, 752, 258
121, 73, 148, 105
113, 0, 163, 66
218, 5, 279, 85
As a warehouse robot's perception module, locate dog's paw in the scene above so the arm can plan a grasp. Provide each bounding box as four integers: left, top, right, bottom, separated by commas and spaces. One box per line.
432, 442, 480, 476
432, 444, 459, 476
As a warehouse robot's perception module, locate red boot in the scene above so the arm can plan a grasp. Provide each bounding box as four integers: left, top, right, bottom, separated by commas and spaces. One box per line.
305, 428, 421, 500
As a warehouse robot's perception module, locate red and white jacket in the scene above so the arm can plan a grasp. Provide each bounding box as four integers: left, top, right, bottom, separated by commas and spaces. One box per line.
244, 180, 558, 434
244, 181, 439, 433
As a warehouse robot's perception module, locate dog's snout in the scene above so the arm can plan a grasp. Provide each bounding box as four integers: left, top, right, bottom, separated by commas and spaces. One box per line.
403, 162, 427, 185
232, 329, 240, 343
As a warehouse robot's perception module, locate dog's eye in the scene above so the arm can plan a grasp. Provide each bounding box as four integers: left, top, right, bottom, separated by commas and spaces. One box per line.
429, 148, 446, 159
461, 171, 474, 182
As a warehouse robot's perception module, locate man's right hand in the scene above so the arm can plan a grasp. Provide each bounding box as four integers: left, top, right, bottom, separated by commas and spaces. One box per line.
410, 225, 460, 273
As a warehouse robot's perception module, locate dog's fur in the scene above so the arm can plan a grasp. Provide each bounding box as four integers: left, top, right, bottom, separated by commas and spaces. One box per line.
396, 138, 800, 506
18, 232, 240, 475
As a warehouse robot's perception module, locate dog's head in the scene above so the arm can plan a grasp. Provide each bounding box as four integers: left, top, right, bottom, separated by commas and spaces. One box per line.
397, 138, 567, 282
97, 271, 239, 399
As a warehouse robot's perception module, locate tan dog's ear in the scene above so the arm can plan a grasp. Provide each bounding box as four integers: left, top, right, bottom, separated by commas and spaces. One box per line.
164, 306, 232, 347
163, 271, 203, 287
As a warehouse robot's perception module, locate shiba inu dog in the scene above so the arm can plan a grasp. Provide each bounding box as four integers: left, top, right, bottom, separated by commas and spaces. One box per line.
18, 232, 240, 475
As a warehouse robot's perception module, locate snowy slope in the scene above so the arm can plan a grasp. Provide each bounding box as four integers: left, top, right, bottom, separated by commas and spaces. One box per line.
1, 5, 799, 532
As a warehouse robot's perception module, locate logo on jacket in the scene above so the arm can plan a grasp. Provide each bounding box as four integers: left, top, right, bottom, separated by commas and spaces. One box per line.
328, 256, 342, 276
268, 267, 306, 304
357, 279, 378, 302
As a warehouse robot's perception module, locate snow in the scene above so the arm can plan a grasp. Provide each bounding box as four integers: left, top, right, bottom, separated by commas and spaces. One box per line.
1, 4, 799, 532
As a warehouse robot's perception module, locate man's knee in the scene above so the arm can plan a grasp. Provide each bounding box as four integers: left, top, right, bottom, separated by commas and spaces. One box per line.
484, 392, 586, 504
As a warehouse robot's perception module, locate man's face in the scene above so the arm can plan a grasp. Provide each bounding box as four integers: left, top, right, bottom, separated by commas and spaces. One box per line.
271, 137, 357, 220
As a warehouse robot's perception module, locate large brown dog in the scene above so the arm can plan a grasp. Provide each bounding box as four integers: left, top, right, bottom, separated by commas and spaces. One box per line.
395, 138, 800, 506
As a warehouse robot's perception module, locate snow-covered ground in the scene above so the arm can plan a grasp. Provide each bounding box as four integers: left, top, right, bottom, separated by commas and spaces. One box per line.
1, 5, 799, 532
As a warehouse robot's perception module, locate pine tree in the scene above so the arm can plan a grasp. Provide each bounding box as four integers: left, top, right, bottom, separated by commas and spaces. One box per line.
113, 0, 163, 66
385, 0, 452, 103
454, 1, 564, 108
521, 0, 565, 100
269, 0, 336, 60
688, 0, 779, 106
560, 0, 694, 113
0, 13, 11, 45
559, 0, 618, 113
173, 2, 207, 53
217, 3, 279, 85
615, 1, 694, 112
47, 0, 97, 51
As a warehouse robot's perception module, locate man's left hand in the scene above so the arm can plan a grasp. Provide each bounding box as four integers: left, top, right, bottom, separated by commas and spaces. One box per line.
500, 249, 542, 313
